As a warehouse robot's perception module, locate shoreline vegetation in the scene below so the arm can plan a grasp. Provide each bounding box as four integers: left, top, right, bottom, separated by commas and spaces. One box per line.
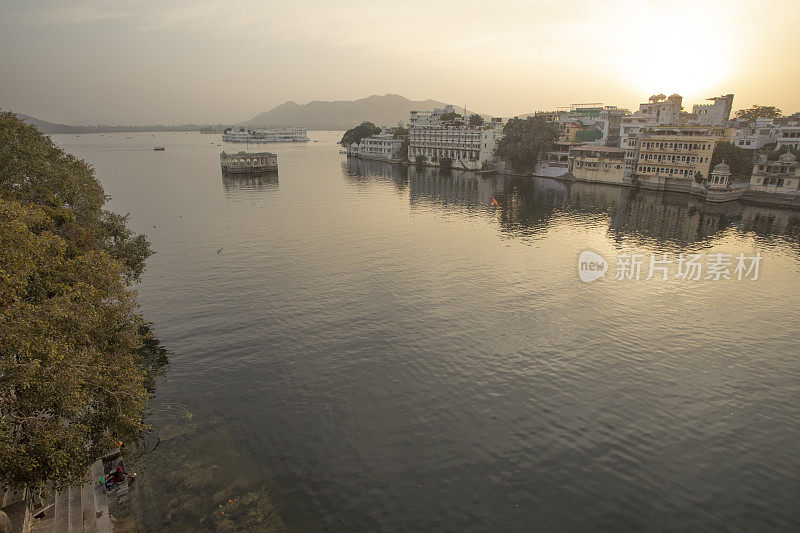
0, 111, 289, 531
0, 110, 156, 492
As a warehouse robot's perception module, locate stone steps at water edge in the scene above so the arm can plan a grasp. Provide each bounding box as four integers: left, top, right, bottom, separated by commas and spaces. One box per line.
29, 460, 111, 533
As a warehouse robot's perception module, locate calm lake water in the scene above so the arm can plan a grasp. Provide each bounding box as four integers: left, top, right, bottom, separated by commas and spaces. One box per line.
52, 132, 800, 531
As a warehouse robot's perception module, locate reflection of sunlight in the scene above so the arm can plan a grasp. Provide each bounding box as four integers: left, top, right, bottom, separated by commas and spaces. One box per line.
617, 4, 732, 100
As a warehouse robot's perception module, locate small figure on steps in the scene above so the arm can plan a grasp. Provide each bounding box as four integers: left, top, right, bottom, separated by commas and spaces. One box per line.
104, 466, 135, 490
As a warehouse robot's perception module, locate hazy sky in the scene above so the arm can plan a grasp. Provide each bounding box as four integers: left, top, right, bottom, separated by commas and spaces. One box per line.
1, 0, 799, 125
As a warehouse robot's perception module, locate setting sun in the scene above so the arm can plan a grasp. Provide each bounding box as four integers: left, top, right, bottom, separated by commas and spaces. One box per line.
615, 3, 735, 101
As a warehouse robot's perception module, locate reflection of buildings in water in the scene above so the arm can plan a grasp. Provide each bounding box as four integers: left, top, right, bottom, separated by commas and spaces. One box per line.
499, 176, 744, 245
221, 171, 278, 196
565, 180, 632, 215
350, 158, 800, 246
565, 181, 800, 244
605, 189, 742, 245
497, 177, 569, 238
341, 158, 408, 192
408, 166, 505, 209
567, 181, 633, 213
741, 205, 800, 240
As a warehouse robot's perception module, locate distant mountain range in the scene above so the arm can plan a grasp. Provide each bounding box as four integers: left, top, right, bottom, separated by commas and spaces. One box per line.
12, 113, 90, 134
239, 94, 477, 130
7, 94, 483, 134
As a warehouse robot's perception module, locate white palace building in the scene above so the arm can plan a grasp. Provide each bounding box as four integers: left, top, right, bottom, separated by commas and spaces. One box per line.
408, 106, 504, 170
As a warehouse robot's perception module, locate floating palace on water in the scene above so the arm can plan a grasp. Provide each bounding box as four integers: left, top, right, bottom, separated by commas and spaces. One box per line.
222, 128, 309, 143
220, 151, 278, 174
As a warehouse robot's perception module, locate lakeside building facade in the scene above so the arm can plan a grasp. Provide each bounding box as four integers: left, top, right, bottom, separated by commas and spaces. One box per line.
749, 153, 800, 194
613, 93, 736, 179
535, 142, 572, 177
635, 126, 733, 189
408, 114, 504, 170
358, 133, 403, 161
568, 145, 627, 185
480, 118, 505, 163
618, 95, 688, 179
409, 126, 482, 168
619, 115, 654, 177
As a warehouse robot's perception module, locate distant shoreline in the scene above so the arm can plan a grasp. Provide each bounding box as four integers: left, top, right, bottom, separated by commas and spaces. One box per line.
39, 124, 223, 134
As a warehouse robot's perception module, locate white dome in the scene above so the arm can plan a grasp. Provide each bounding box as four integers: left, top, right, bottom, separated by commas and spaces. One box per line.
712, 161, 731, 174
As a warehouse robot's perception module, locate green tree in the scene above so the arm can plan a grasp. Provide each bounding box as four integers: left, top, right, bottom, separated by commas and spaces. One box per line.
415, 155, 425, 167
440, 112, 462, 122
340, 122, 381, 147
0, 199, 149, 490
397, 139, 410, 162
0, 112, 151, 282
393, 126, 408, 139
468, 115, 485, 127
710, 142, 756, 180
759, 144, 800, 161
0, 112, 155, 491
735, 105, 783, 122
494, 116, 560, 172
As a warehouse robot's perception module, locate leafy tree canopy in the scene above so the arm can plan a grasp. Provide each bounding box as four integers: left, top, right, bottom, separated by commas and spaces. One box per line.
398, 139, 410, 162
440, 112, 462, 122
494, 116, 560, 172
393, 126, 408, 139
468, 115, 485, 127
0, 112, 157, 490
710, 142, 756, 180
735, 105, 783, 122
0, 198, 149, 490
340, 122, 381, 147
759, 144, 800, 161
0, 112, 152, 282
